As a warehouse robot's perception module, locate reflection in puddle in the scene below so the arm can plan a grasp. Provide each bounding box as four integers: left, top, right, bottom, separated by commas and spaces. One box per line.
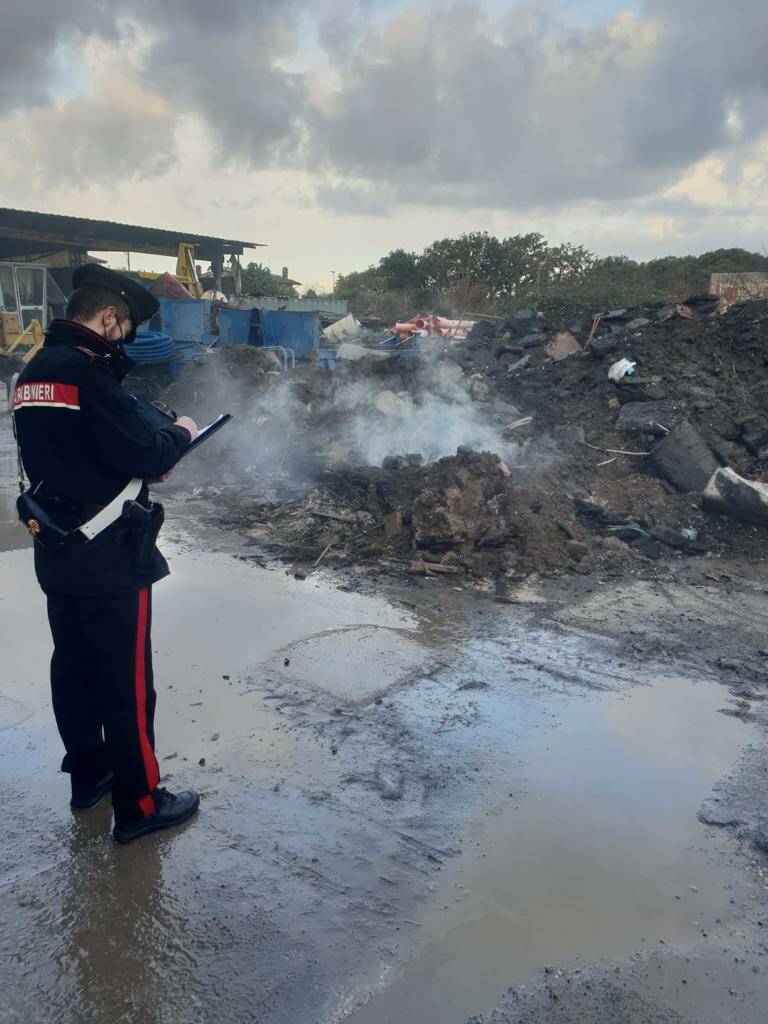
345, 677, 753, 1024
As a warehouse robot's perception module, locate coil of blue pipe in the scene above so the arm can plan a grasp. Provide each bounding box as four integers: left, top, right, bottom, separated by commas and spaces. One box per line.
131, 330, 177, 363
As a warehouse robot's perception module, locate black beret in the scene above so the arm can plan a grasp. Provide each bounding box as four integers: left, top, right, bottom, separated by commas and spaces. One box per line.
71, 264, 159, 326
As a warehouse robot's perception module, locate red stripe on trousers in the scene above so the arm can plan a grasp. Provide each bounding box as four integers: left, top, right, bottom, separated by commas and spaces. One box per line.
135, 588, 159, 815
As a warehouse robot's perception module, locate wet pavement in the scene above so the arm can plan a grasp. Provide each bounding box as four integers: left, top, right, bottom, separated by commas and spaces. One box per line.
1, 424, 766, 1022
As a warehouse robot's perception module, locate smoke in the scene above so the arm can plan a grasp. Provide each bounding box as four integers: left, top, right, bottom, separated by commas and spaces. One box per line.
161, 342, 525, 503
322, 352, 516, 466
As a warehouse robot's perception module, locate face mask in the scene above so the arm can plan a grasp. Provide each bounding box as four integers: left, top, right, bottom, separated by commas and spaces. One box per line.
103, 315, 135, 346
122, 319, 137, 345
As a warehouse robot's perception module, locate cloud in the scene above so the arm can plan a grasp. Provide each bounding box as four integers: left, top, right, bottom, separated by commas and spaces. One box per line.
313, 182, 394, 216
306, 0, 768, 209
0, 72, 175, 189
1, 0, 768, 270
135, 0, 309, 165
0, 1, 118, 110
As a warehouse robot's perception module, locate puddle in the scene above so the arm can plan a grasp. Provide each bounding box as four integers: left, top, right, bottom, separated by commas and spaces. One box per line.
0, 501, 759, 1024
343, 676, 754, 1024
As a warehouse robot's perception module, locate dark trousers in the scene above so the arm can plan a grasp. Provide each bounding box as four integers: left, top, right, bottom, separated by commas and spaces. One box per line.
46, 586, 160, 817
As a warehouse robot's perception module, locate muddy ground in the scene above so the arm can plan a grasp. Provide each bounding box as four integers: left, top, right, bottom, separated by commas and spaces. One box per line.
2, 409, 768, 1024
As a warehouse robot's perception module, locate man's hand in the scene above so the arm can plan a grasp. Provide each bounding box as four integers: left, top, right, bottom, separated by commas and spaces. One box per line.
174, 415, 198, 441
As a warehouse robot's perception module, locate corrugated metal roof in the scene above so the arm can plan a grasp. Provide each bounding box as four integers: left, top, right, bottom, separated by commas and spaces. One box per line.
0, 207, 263, 261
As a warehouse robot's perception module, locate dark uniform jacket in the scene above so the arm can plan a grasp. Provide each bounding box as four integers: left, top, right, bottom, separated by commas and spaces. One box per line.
13, 320, 190, 595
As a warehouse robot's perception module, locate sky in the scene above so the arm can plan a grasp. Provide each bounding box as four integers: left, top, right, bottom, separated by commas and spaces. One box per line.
1, 0, 767, 292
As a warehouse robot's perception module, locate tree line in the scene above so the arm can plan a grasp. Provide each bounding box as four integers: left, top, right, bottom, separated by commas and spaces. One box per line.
331, 232, 768, 319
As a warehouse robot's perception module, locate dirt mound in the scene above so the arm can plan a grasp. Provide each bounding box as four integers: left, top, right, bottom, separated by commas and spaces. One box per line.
168, 298, 768, 581
454, 297, 768, 481
219, 448, 644, 580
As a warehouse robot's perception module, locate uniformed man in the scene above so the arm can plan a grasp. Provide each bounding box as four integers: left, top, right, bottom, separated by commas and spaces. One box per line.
12, 264, 200, 843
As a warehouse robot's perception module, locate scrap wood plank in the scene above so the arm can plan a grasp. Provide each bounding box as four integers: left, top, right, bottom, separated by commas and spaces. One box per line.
409, 560, 460, 574
504, 416, 533, 431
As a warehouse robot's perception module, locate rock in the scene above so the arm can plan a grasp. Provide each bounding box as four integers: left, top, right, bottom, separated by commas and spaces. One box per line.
566, 540, 590, 561
589, 335, 619, 356
603, 536, 631, 556
703, 467, 768, 525
469, 374, 491, 402
627, 317, 651, 330
603, 309, 628, 321
616, 402, 675, 436
653, 420, 719, 493
658, 303, 695, 322
519, 332, 545, 349
636, 538, 663, 560
574, 497, 607, 519
506, 354, 531, 375
650, 525, 691, 549
374, 390, 404, 416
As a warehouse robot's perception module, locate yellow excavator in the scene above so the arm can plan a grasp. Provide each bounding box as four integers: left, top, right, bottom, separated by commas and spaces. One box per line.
0, 263, 68, 383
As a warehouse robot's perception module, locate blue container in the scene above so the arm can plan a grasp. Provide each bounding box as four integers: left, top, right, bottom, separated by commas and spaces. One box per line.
159, 298, 216, 346
258, 310, 319, 360
218, 307, 254, 346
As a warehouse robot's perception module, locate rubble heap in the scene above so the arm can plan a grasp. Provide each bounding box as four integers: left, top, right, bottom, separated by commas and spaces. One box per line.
221, 448, 595, 579
164, 295, 768, 581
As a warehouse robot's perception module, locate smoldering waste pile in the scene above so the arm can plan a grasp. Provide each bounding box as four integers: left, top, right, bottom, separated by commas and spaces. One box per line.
159, 295, 768, 581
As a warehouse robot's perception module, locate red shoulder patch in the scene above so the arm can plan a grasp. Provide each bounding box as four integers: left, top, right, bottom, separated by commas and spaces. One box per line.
13, 382, 80, 411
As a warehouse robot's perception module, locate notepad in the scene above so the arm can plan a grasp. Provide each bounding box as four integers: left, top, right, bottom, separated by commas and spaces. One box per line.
178, 414, 232, 460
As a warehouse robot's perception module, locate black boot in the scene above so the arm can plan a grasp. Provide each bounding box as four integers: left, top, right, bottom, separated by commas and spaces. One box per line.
113, 788, 200, 843
70, 771, 114, 810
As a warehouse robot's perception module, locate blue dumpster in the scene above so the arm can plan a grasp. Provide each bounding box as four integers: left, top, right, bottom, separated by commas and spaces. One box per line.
258, 310, 319, 360
218, 307, 254, 345
158, 298, 216, 346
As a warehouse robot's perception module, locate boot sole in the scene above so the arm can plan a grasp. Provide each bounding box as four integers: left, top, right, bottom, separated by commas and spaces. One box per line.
70, 778, 114, 810
113, 797, 200, 844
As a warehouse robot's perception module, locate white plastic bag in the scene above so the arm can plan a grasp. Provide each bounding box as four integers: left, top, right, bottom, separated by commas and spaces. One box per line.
608, 358, 636, 383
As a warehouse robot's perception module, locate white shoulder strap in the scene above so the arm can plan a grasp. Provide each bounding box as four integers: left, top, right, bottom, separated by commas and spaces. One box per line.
77, 477, 143, 541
